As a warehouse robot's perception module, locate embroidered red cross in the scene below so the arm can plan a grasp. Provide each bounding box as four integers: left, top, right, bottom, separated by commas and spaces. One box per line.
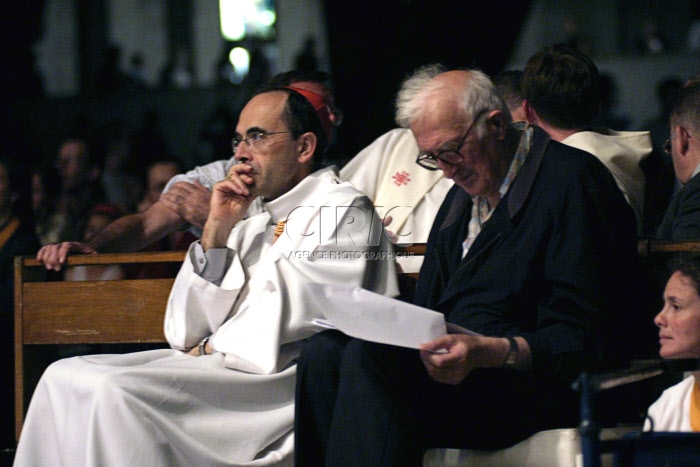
392, 171, 411, 186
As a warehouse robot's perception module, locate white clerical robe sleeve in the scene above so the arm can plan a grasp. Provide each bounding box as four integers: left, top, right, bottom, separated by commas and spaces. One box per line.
165, 177, 398, 375
164, 241, 247, 352
210, 196, 398, 374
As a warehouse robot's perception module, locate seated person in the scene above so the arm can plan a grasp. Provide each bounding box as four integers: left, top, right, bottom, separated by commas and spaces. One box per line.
294, 65, 643, 465
656, 81, 700, 240
521, 44, 652, 234
14, 86, 398, 466
645, 253, 700, 432
339, 128, 453, 271
35, 70, 341, 269
493, 69, 526, 122
339, 70, 529, 273
54, 136, 107, 242
136, 156, 183, 213
136, 156, 198, 268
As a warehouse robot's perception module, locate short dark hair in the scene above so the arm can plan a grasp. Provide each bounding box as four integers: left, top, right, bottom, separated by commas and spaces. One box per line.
254, 87, 329, 169
142, 154, 184, 186
493, 70, 524, 113
668, 253, 700, 296
60, 135, 106, 173
670, 81, 700, 134
521, 44, 601, 129
268, 70, 332, 90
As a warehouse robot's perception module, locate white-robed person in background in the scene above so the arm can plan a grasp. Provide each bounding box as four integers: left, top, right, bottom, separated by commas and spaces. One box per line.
645, 253, 700, 432
338, 70, 529, 273
14, 86, 398, 466
339, 129, 453, 272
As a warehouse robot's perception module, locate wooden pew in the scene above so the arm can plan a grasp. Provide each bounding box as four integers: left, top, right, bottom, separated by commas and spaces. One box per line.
13, 245, 427, 442
17, 240, 695, 453
637, 238, 700, 256
14, 251, 185, 442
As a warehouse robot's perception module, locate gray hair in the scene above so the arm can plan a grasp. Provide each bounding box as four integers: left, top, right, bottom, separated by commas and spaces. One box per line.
395, 65, 510, 138
671, 81, 700, 135
396, 64, 512, 137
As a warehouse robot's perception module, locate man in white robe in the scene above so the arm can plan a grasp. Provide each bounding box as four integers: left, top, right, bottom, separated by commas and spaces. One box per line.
339, 129, 454, 272
34, 71, 339, 266
14, 87, 398, 467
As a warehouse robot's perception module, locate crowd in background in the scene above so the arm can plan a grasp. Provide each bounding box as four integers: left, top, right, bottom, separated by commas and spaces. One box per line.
5, 72, 691, 255
1, 44, 699, 456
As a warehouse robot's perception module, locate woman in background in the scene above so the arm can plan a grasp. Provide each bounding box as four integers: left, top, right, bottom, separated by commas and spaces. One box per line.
645, 253, 700, 432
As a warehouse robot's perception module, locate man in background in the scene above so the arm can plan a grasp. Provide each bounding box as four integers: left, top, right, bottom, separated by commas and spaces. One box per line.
656, 81, 700, 239
54, 136, 106, 241
521, 43, 652, 234
493, 69, 526, 122
294, 65, 642, 465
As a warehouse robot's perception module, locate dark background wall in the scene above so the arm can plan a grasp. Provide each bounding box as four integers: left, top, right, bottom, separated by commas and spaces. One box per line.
2, 1, 698, 170
323, 0, 532, 158
0, 1, 46, 164
1, 1, 532, 169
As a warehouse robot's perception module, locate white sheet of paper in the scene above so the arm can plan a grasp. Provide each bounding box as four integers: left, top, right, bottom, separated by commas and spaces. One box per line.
307, 284, 480, 349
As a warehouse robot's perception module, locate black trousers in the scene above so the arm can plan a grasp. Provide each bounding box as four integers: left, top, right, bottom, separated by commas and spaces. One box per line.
294, 330, 578, 466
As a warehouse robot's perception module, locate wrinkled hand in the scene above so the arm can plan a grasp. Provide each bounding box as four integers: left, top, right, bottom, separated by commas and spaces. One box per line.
160, 180, 212, 229
419, 334, 501, 385
36, 242, 98, 271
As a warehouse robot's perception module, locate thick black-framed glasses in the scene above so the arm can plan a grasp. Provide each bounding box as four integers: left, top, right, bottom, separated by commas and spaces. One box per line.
415, 109, 490, 171
232, 131, 293, 154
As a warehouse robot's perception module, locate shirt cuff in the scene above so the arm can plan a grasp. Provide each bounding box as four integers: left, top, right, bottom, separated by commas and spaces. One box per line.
190, 242, 228, 283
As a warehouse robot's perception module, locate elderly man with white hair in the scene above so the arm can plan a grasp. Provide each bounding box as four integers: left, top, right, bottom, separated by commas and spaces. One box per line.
293, 65, 643, 465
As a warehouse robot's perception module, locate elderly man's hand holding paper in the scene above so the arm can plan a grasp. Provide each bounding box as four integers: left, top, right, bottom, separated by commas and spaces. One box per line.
308, 283, 479, 349
308, 284, 532, 386
419, 334, 515, 385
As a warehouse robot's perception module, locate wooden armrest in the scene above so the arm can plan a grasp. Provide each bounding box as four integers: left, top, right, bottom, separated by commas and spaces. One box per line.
637, 238, 700, 257
395, 243, 426, 255
21, 250, 186, 268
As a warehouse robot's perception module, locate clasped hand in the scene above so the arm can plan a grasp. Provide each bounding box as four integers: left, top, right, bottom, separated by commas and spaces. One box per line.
159, 180, 212, 229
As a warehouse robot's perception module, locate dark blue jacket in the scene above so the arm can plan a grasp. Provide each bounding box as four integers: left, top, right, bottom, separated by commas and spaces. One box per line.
415, 126, 642, 384
656, 171, 700, 240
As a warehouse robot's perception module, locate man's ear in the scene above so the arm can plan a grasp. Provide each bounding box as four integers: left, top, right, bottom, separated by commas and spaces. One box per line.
524, 100, 538, 125
678, 125, 692, 156
296, 132, 317, 164
486, 110, 508, 139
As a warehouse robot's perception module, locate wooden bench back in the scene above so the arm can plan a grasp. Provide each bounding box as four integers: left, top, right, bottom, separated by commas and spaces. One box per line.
13, 246, 427, 441
14, 251, 185, 441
